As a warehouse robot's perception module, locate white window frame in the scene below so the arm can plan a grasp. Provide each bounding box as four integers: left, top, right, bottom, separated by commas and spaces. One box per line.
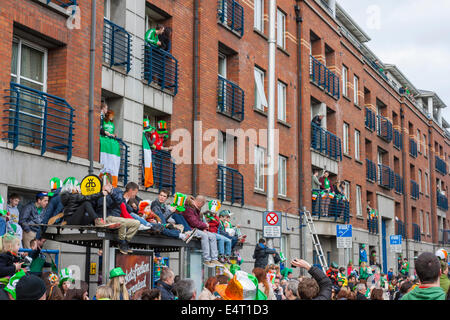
218, 53, 227, 78
354, 75, 359, 105
356, 185, 362, 216
254, 0, 264, 32
342, 65, 348, 97
419, 210, 424, 234
417, 129, 421, 153
277, 81, 286, 121
423, 134, 427, 156
276, 9, 286, 49
278, 155, 287, 197
424, 171, 429, 195
418, 169, 422, 193
104, 0, 111, 19
343, 181, 350, 201
280, 235, 288, 260
255, 146, 266, 192
355, 129, 360, 161
254, 67, 267, 111
343, 122, 349, 155
426, 212, 430, 235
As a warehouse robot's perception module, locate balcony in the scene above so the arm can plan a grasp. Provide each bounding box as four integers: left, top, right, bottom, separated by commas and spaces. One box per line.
393, 129, 402, 150
2, 82, 75, 161
365, 107, 376, 131
311, 123, 342, 161
103, 18, 132, 74
437, 192, 448, 211
412, 223, 421, 242
143, 43, 179, 95
410, 180, 419, 200
115, 138, 129, 186
396, 219, 407, 239
378, 164, 394, 190
377, 115, 393, 143
141, 149, 176, 195
310, 55, 340, 100
439, 229, 450, 245
409, 138, 417, 158
217, 165, 244, 206
435, 156, 447, 175
47, 0, 77, 7
311, 190, 350, 224
217, 76, 245, 121
367, 218, 379, 234
366, 159, 377, 182
217, 0, 244, 37
394, 174, 404, 194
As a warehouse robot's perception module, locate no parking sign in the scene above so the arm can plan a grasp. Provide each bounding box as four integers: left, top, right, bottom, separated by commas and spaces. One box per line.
263, 211, 282, 238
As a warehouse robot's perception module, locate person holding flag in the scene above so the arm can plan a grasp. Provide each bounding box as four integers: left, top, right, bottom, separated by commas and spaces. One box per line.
100, 110, 121, 187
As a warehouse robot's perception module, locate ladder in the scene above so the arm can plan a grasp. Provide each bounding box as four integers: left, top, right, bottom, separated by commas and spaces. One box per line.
303, 208, 328, 270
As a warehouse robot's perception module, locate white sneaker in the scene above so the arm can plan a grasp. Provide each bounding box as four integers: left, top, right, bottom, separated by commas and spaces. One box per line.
203, 261, 215, 268
138, 224, 151, 231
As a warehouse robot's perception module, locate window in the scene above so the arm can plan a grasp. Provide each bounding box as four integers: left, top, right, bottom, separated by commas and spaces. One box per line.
276, 9, 286, 49
355, 129, 360, 161
356, 185, 362, 216
104, 0, 110, 19
418, 169, 422, 193
426, 212, 430, 235
354, 75, 359, 105
424, 172, 429, 195
254, 67, 267, 111
277, 81, 286, 121
417, 129, 421, 153
342, 65, 348, 97
280, 235, 288, 261
255, 146, 266, 191
278, 155, 287, 196
423, 134, 427, 156
343, 181, 350, 200
254, 0, 264, 32
343, 123, 349, 155
218, 53, 227, 78
419, 210, 424, 234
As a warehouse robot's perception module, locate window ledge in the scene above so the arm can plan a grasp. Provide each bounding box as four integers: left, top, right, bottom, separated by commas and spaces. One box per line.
343, 94, 351, 102
354, 103, 362, 110
356, 216, 365, 221
355, 159, 363, 165
344, 154, 352, 160
254, 28, 268, 40
277, 45, 290, 57
32, 0, 73, 17
254, 189, 267, 196
217, 21, 243, 38
277, 119, 291, 128
253, 107, 268, 117
277, 195, 291, 202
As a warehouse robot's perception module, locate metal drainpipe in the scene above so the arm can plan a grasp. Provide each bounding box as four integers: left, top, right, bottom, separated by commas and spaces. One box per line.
192, 0, 199, 196
400, 106, 409, 260
88, 0, 97, 175
295, 2, 304, 262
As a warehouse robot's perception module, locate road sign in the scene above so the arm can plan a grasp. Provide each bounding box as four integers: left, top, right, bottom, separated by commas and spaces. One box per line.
336, 224, 352, 248
263, 211, 282, 238
80, 175, 102, 196
390, 235, 402, 253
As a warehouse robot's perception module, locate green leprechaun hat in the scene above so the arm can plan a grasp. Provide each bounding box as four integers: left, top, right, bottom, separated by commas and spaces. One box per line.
156, 120, 169, 139
63, 177, 79, 188
0, 194, 7, 216
143, 117, 156, 133
48, 177, 63, 196
109, 267, 126, 279
4, 269, 27, 300
170, 192, 187, 212
59, 268, 73, 287
208, 200, 221, 213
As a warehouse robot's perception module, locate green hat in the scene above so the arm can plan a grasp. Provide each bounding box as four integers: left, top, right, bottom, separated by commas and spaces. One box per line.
219, 209, 231, 217
280, 267, 293, 278
0, 194, 6, 216
63, 177, 79, 188
208, 200, 221, 213
170, 192, 187, 212
109, 267, 126, 279
229, 264, 241, 275
143, 117, 156, 133
59, 268, 73, 286
4, 270, 27, 300
49, 177, 63, 190
331, 262, 339, 269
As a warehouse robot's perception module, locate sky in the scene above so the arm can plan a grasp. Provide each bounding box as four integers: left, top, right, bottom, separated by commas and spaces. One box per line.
337, 0, 450, 122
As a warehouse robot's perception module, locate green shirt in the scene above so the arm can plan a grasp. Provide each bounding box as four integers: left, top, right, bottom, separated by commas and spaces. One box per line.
145, 29, 159, 46
401, 286, 446, 300
103, 121, 115, 135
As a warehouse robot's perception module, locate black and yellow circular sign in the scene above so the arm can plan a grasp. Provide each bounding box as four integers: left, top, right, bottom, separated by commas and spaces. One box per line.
80, 175, 102, 196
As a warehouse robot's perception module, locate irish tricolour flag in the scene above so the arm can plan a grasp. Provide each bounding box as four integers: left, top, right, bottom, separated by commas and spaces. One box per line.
100, 136, 121, 187
143, 133, 154, 188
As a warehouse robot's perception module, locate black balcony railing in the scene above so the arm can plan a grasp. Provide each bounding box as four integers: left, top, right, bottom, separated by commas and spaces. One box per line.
311, 190, 350, 223
310, 55, 340, 99
365, 107, 376, 131
217, 0, 244, 37
413, 223, 421, 242
396, 219, 407, 239
143, 43, 178, 95
377, 115, 393, 143
435, 156, 447, 175
311, 122, 342, 161
141, 149, 176, 195
440, 229, 450, 245
103, 18, 132, 73
393, 128, 402, 150
367, 217, 379, 234
47, 0, 76, 7
366, 159, 377, 182
378, 164, 394, 190
410, 180, 419, 200
217, 165, 244, 206
394, 174, 404, 194
437, 192, 448, 211
217, 75, 245, 121
409, 138, 418, 158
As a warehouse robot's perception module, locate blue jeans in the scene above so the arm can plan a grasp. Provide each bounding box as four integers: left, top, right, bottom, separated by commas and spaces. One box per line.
171, 213, 191, 232
130, 213, 151, 227
0, 218, 6, 236
222, 232, 238, 249
215, 233, 232, 256
149, 223, 181, 239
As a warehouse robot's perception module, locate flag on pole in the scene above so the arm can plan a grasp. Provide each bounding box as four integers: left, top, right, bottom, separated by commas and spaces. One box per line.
100, 136, 121, 187
143, 133, 154, 188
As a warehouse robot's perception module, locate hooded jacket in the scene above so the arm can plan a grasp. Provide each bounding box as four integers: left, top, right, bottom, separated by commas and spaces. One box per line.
19, 202, 43, 233
156, 280, 175, 300
60, 192, 104, 218
0, 252, 20, 278
400, 286, 446, 300
96, 188, 125, 218
252, 243, 277, 269
183, 205, 208, 231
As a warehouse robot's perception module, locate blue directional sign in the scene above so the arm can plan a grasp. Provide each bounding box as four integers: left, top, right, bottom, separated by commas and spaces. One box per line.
390, 235, 402, 253
336, 225, 352, 248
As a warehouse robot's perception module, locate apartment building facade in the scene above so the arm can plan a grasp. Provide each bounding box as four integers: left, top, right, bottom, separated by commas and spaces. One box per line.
0, 0, 449, 289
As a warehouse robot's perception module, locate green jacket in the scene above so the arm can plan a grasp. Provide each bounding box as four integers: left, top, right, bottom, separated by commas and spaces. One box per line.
440, 274, 450, 294
401, 286, 446, 300
145, 29, 159, 46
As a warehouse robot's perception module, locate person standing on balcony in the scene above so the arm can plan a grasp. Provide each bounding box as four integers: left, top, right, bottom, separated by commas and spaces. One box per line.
19, 192, 49, 249
102, 110, 117, 139
159, 27, 172, 52
312, 114, 324, 127
100, 98, 108, 137
319, 171, 332, 217
145, 25, 164, 47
